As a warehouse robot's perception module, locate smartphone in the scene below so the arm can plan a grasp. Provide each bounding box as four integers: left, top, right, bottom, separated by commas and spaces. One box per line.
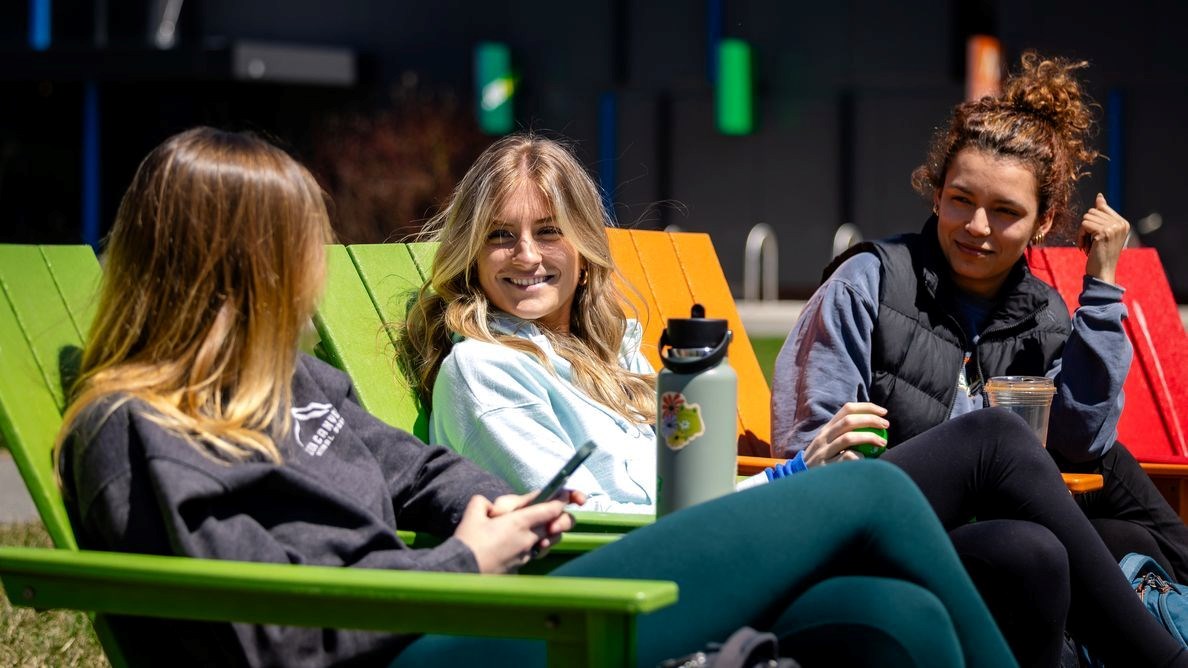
529, 440, 597, 505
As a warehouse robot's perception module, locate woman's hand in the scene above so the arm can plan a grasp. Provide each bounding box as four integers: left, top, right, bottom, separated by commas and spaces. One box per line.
454, 491, 582, 573
804, 402, 890, 468
1080, 193, 1130, 286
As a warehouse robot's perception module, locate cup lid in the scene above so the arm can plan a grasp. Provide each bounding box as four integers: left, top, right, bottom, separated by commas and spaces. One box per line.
984, 376, 1055, 394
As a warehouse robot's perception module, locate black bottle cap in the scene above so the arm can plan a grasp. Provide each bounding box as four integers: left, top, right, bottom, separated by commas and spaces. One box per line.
664, 303, 728, 349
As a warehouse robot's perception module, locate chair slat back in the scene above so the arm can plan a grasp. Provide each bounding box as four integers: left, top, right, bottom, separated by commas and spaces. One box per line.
605, 229, 772, 455
665, 232, 772, 455
1027, 246, 1188, 463
313, 245, 415, 434
340, 243, 437, 441
41, 245, 102, 340
0, 244, 101, 549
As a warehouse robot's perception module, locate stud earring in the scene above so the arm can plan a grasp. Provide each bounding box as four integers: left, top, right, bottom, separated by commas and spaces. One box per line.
1031, 230, 1046, 245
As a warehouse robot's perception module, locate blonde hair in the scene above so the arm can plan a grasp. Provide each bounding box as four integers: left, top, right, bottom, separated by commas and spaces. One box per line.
913, 51, 1099, 237
400, 133, 656, 424
55, 127, 334, 469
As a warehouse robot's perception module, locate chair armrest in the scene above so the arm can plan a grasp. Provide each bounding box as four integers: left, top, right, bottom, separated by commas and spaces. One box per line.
737, 455, 781, 476
1061, 473, 1104, 493
569, 511, 654, 533
397, 529, 623, 570
0, 547, 676, 640
737, 455, 1103, 493
397, 528, 628, 576
1140, 463, 1188, 477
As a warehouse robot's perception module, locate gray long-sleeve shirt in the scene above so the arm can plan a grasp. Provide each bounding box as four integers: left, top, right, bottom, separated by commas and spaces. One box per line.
62, 354, 512, 667
772, 252, 1131, 462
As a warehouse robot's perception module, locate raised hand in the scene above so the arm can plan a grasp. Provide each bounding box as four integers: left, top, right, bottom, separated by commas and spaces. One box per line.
1080, 193, 1130, 286
804, 402, 890, 467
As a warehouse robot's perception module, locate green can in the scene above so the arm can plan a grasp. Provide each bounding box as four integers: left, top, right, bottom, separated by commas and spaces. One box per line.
851, 427, 888, 459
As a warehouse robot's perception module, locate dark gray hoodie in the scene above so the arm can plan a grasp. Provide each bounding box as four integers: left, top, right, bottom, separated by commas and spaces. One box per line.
62, 354, 512, 667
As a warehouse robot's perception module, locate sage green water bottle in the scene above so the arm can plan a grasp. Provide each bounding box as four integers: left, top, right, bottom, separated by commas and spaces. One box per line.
656, 304, 738, 516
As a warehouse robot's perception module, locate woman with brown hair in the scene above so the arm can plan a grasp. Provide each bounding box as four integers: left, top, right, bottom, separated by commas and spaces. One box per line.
773, 52, 1188, 665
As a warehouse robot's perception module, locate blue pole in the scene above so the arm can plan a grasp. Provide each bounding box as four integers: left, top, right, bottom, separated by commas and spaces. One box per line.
29, 0, 51, 50
82, 82, 101, 247
707, 0, 723, 82
1105, 88, 1124, 212
598, 91, 618, 220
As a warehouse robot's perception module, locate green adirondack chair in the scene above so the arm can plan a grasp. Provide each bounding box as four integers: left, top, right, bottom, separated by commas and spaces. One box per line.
311, 243, 438, 440
0, 243, 677, 668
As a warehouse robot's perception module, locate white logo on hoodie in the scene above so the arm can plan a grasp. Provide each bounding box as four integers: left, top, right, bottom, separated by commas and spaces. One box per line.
291, 402, 344, 456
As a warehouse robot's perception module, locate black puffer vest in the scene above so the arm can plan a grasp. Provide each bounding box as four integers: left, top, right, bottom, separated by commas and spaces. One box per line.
822, 217, 1072, 446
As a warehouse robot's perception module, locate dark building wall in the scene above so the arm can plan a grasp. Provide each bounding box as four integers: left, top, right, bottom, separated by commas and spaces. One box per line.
3, 0, 1186, 296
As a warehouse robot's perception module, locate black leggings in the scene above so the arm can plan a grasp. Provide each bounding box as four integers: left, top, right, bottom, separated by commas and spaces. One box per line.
947, 519, 1067, 667
885, 408, 1187, 668
1054, 441, 1188, 582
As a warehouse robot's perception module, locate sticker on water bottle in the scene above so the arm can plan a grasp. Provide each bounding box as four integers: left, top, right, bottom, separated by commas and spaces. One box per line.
660, 391, 705, 451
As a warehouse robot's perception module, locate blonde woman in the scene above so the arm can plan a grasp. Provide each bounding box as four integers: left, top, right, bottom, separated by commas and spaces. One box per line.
403, 134, 656, 513
58, 126, 1023, 667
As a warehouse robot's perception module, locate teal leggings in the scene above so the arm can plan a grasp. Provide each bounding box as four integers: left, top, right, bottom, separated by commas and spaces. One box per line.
395, 461, 1014, 667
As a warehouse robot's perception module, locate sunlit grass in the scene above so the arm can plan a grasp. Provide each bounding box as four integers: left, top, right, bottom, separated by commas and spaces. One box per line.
750, 336, 783, 384
0, 522, 107, 667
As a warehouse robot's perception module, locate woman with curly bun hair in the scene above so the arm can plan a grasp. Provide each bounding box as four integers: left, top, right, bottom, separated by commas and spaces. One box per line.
772, 52, 1188, 665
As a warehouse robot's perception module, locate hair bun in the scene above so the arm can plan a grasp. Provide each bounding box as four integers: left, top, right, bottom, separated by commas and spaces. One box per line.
1002, 51, 1095, 140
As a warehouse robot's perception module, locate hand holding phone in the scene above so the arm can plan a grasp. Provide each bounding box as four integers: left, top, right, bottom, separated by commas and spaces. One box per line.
529, 440, 597, 505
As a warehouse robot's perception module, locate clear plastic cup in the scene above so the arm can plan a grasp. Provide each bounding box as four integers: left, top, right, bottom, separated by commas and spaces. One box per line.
984, 376, 1057, 447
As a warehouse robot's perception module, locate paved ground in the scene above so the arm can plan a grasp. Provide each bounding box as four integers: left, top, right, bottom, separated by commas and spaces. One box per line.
0, 450, 39, 524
